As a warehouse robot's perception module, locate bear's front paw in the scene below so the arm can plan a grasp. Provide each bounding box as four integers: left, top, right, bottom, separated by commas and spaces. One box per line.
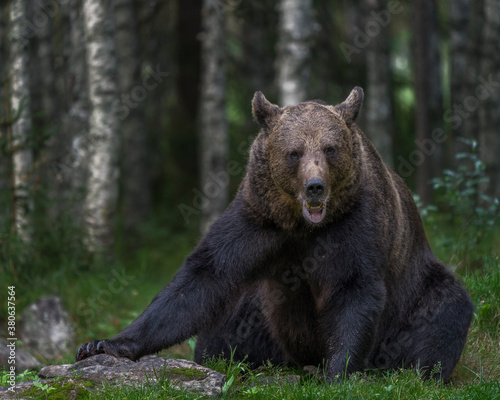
76, 339, 110, 361
76, 338, 140, 361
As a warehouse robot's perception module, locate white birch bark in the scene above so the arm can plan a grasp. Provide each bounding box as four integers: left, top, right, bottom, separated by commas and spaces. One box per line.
82, 0, 120, 251
277, 0, 314, 106
9, 0, 33, 242
0, 4, 9, 214
199, 0, 228, 233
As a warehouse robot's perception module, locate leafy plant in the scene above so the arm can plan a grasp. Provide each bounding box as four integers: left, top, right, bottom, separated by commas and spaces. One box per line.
0, 368, 41, 387
33, 380, 56, 393
220, 348, 250, 397
421, 138, 500, 268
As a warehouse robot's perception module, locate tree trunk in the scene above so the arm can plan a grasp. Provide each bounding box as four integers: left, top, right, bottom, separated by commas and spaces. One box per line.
8, 0, 33, 243
413, 0, 443, 204
478, 0, 500, 198
449, 0, 470, 143
29, 0, 56, 128
114, 0, 151, 233
48, 0, 90, 224
0, 3, 9, 221
449, 0, 483, 154
177, 0, 202, 125
172, 0, 202, 188
277, 0, 314, 106
198, 0, 228, 233
82, 0, 120, 252
365, 0, 393, 168
462, 0, 484, 145
27, 0, 59, 235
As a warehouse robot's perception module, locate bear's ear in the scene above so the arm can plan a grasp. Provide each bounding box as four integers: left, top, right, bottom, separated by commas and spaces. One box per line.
335, 86, 364, 126
252, 91, 282, 132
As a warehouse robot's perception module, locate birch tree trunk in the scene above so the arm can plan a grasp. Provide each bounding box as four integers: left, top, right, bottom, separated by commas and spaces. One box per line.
413, 0, 443, 204
8, 0, 33, 242
478, 0, 500, 198
365, 0, 393, 168
0, 3, 9, 218
82, 0, 120, 252
114, 0, 151, 232
198, 0, 228, 233
277, 0, 314, 106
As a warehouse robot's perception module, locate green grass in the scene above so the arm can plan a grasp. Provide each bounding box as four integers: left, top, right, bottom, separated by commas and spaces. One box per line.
73, 372, 500, 399
2, 258, 499, 399
453, 257, 500, 385
3, 363, 498, 399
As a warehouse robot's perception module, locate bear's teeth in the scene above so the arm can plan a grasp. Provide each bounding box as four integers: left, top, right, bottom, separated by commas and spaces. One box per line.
306, 202, 324, 210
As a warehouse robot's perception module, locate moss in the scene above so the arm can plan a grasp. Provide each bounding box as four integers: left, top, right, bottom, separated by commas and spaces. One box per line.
19, 378, 94, 400
168, 367, 207, 381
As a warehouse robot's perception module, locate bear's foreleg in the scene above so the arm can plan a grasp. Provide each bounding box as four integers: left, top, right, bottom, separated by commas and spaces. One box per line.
321, 278, 386, 381
76, 201, 285, 362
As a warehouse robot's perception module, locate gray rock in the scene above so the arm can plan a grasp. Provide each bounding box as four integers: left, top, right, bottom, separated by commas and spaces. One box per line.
0, 340, 43, 371
19, 296, 74, 360
38, 354, 226, 397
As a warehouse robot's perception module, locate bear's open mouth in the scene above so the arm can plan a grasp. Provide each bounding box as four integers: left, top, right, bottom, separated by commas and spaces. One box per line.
302, 200, 327, 224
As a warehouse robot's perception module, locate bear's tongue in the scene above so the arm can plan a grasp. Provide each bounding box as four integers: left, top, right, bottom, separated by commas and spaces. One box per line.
303, 201, 326, 224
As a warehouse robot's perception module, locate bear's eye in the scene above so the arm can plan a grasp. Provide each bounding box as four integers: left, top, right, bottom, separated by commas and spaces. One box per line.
324, 146, 336, 157
289, 151, 301, 161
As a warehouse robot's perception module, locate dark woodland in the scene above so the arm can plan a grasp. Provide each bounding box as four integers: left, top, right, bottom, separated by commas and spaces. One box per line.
0, 0, 499, 393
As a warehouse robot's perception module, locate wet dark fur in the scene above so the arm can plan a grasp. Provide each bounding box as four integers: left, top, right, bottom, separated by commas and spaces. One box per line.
77, 88, 473, 382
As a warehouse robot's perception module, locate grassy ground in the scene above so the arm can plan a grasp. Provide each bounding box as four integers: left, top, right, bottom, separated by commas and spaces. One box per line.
73, 369, 500, 400
1, 254, 499, 399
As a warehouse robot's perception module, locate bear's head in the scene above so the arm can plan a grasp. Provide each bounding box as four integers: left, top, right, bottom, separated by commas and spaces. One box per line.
246, 87, 365, 229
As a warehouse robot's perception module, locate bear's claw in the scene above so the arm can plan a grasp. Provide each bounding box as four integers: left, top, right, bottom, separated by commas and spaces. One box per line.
76, 339, 106, 361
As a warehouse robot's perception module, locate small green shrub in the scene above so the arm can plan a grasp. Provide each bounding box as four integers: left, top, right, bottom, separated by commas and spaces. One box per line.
418, 138, 500, 268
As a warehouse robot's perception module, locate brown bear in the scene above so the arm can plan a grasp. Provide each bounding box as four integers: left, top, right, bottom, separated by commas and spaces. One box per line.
77, 87, 473, 382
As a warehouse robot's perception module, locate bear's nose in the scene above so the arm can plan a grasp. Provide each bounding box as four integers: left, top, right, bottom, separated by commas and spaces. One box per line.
305, 178, 325, 197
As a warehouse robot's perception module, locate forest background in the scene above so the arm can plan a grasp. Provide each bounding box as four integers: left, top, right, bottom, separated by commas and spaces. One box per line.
0, 0, 499, 389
